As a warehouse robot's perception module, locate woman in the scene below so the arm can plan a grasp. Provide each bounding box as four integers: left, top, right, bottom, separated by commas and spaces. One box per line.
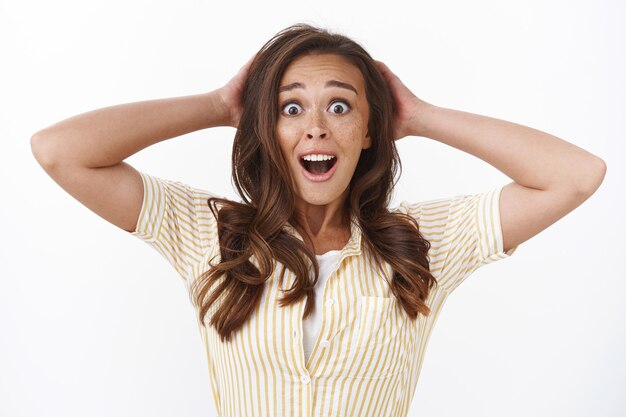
31, 24, 605, 417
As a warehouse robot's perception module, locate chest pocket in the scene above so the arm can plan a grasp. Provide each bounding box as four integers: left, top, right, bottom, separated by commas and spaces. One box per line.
345, 296, 412, 380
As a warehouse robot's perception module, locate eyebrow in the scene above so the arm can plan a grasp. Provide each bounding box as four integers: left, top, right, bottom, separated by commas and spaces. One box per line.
278, 80, 358, 94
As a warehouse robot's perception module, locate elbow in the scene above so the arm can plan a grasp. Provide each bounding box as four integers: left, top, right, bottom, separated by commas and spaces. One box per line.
30, 129, 59, 169
577, 156, 607, 196
30, 130, 43, 154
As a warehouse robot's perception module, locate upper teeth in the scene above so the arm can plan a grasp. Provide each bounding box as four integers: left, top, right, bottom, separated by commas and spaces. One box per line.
302, 154, 335, 161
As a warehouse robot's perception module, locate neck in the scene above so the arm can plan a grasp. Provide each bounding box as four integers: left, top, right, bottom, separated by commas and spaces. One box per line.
294, 201, 349, 237
291, 193, 352, 254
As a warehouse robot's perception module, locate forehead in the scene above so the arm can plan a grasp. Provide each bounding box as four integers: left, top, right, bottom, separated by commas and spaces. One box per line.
280, 53, 365, 90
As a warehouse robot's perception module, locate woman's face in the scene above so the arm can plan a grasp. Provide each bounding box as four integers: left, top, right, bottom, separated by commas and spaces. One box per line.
276, 53, 371, 212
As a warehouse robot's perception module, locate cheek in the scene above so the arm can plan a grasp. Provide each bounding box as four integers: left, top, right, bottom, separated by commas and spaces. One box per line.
336, 120, 366, 146
343, 108, 367, 134
276, 127, 298, 161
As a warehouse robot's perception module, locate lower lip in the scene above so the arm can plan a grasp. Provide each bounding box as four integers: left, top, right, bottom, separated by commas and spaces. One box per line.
299, 160, 338, 182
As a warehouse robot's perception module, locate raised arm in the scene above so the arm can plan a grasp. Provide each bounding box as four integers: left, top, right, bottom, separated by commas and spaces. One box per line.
30, 58, 250, 233
376, 61, 607, 253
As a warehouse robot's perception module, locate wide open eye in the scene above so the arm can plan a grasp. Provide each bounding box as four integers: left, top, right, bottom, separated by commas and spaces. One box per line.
328, 100, 350, 114
281, 102, 303, 116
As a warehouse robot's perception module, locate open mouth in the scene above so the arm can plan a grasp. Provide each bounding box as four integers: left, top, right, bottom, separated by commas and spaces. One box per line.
300, 154, 338, 175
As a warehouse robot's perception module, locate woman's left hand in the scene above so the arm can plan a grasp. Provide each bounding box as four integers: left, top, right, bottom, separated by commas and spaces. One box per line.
376, 60, 429, 141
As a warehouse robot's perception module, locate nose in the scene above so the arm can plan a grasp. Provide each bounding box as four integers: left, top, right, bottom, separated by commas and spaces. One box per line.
305, 110, 328, 139
306, 130, 326, 139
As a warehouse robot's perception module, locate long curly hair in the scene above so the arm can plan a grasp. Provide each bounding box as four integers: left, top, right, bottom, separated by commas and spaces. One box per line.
190, 24, 437, 342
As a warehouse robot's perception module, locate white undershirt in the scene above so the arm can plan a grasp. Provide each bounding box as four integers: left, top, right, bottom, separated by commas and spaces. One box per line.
302, 250, 342, 364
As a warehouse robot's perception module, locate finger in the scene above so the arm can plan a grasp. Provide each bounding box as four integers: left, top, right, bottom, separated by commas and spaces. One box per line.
374, 60, 390, 75
241, 54, 256, 71
233, 54, 256, 79
375, 60, 400, 87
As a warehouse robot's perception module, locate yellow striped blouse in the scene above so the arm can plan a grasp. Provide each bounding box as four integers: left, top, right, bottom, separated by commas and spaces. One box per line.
130, 171, 518, 417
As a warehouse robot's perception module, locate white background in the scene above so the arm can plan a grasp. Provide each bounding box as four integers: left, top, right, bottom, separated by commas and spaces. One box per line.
1, 0, 624, 416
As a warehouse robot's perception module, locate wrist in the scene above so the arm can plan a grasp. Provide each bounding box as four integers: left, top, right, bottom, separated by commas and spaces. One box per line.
407, 99, 435, 138
209, 89, 236, 128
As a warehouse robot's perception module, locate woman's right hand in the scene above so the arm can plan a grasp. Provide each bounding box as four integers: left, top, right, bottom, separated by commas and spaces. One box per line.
217, 56, 255, 128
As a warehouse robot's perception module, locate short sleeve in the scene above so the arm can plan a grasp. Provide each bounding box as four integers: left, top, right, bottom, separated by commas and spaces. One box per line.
398, 185, 518, 294
130, 171, 220, 281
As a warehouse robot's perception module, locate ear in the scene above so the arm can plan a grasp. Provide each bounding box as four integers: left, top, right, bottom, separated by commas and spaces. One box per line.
362, 132, 372, 150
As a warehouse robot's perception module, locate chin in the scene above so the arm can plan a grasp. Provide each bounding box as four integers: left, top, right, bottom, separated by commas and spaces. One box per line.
295, 186, 348, 207
300, 195, 335, 206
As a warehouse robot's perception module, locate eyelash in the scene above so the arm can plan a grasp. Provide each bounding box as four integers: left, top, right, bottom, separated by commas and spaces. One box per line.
280, 99, 352, 116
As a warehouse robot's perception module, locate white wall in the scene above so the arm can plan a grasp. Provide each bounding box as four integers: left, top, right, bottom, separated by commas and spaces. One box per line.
2, 0, 624, 416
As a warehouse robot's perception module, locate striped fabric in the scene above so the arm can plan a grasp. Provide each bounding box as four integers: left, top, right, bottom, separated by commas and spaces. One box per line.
130, 171, 518, 417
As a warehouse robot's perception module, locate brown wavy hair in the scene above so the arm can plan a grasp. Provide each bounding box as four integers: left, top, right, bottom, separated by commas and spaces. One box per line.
190, 24, 437, 342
